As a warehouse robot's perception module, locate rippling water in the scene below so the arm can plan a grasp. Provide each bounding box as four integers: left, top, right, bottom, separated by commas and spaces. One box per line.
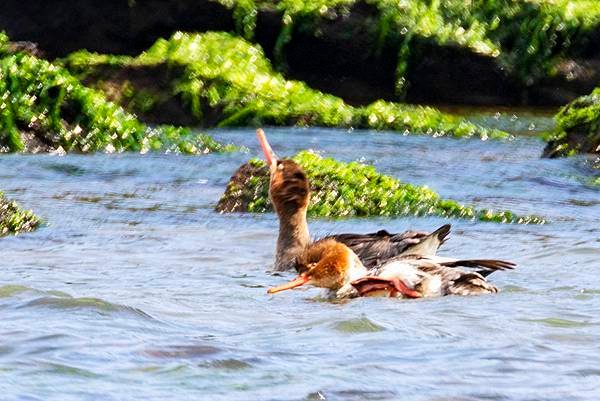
1, 125, 599, 400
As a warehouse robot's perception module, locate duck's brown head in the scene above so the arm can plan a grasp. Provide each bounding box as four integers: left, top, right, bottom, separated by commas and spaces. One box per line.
256, 129, 310, 215
267, 239, 365, 293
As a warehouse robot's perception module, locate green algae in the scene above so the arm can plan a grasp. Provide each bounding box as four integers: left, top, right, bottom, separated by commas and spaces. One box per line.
0, 33, 232, 154
217, 151, 546, 224
0, 192, 40, 236
333, 317, 386, 333
544, 87, 600, 157
220, 0, 600, 92
0, 32, 7, 53
220, 0, 259, 40
63, 31, 503, 139
359, 100, 506, 139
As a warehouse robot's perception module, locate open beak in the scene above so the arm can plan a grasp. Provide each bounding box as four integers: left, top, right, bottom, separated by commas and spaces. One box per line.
267, 274, 310, 294
256, 128, 278, 170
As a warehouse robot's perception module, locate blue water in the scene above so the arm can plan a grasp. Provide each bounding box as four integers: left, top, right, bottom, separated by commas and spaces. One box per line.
1, 127, 599, 400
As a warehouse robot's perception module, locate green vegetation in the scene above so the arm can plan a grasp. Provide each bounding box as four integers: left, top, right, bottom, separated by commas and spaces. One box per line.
0, 192, 40, 236
218, 0, 600, 92
0, 32, 232, 154
217, 151, 546, 223
544, 87, 600, 157
63, 31, 505, 139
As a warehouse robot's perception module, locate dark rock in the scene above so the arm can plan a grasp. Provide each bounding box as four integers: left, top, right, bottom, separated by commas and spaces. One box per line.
6, 41, 45, 58
544, 125, 600, 158
0, 192, 40, 236
267, 2, 398, 106
216, 162, 270, 214
0, 0, 233, 57
79, 63, 197, 126
543, 88, 600, 157
253, 1, 599, 107
529, 59, 600, 106
2, 0, 600, 107
404, 39, 521, 106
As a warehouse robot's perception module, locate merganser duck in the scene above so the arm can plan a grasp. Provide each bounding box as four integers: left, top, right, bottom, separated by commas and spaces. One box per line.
267, 239, 516, 299
257, 128, 516, 298
256, 128, 447, 271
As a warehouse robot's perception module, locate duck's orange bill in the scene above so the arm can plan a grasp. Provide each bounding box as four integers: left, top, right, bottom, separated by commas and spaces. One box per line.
256, 128, 277, 167
267, 275, 310, 294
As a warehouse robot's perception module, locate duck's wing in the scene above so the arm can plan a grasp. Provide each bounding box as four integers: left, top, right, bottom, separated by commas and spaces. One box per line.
422, 256, 516, 276
406, 262, 500, 296
446, 271, 500, 295
328, 224, 450, 268
355, 260, 500, 297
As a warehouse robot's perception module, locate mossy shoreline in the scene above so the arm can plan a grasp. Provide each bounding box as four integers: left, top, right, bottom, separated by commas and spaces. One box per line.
63, 31, 507, 140
0, 192, 39, 236
217, 151, 546, 224
2, 0, 600, 106
222, 0, 600, 105
0, 33, 232, 155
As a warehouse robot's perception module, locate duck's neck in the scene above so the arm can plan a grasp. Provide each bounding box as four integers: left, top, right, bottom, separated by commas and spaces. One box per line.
331, 252, 369, 298
345, 252, 369, 283
275, 207, 310, 271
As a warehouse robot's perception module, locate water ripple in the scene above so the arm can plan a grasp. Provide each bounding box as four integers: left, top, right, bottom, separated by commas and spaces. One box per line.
1, 126, 600, 400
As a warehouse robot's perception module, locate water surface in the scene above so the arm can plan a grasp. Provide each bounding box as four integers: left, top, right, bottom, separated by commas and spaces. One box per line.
1, 125, 599, 400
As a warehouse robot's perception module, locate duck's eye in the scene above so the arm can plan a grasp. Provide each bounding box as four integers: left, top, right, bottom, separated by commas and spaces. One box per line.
277, 161, 284, 171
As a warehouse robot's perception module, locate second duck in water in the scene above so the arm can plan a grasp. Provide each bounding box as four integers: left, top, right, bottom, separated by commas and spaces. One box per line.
256, 128, 516, 299
267, 235, 516, 299
257, 128, 446, 271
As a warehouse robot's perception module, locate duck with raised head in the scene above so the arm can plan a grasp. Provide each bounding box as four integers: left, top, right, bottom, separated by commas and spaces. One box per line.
257, 127, 516, 298
256, 128, 446, 272
267, 239, 516, 299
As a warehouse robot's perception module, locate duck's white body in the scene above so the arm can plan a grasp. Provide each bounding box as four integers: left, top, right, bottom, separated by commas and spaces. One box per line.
333, 254, 511, 299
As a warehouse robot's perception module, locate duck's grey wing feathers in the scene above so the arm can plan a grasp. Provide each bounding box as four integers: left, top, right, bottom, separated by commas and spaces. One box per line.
328, 224, 450, 268
400, 224, 450, 257
439, 259, 516, 275
413, 264, 500, 295
446, 272, 500, 295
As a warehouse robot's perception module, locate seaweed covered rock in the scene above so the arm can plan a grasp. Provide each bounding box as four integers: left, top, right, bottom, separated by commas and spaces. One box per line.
217, 151, 545, 224
230, 0, 600, 106
544, 88, 600, 157
63, 32, 505, 139
3, 1, 600, 106
0, 33, 232, 154
0, 192, 39, 236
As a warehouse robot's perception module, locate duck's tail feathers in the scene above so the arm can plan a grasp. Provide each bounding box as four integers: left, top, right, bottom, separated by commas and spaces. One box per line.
441, 258, 516, 276
402, 224, 451, 257
449, 272, 500, 295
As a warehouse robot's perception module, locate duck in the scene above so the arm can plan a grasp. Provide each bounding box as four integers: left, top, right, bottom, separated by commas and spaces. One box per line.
256, 128, 448, 272
256, 128, 516, 298
267, 238, 516, 299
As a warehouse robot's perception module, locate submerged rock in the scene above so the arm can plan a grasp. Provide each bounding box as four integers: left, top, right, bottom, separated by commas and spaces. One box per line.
0, 192, 39, 236
0, 33, 232, 154
217, 151, 545, 224
63, 32, 505, 139
544, 88, 600, 158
